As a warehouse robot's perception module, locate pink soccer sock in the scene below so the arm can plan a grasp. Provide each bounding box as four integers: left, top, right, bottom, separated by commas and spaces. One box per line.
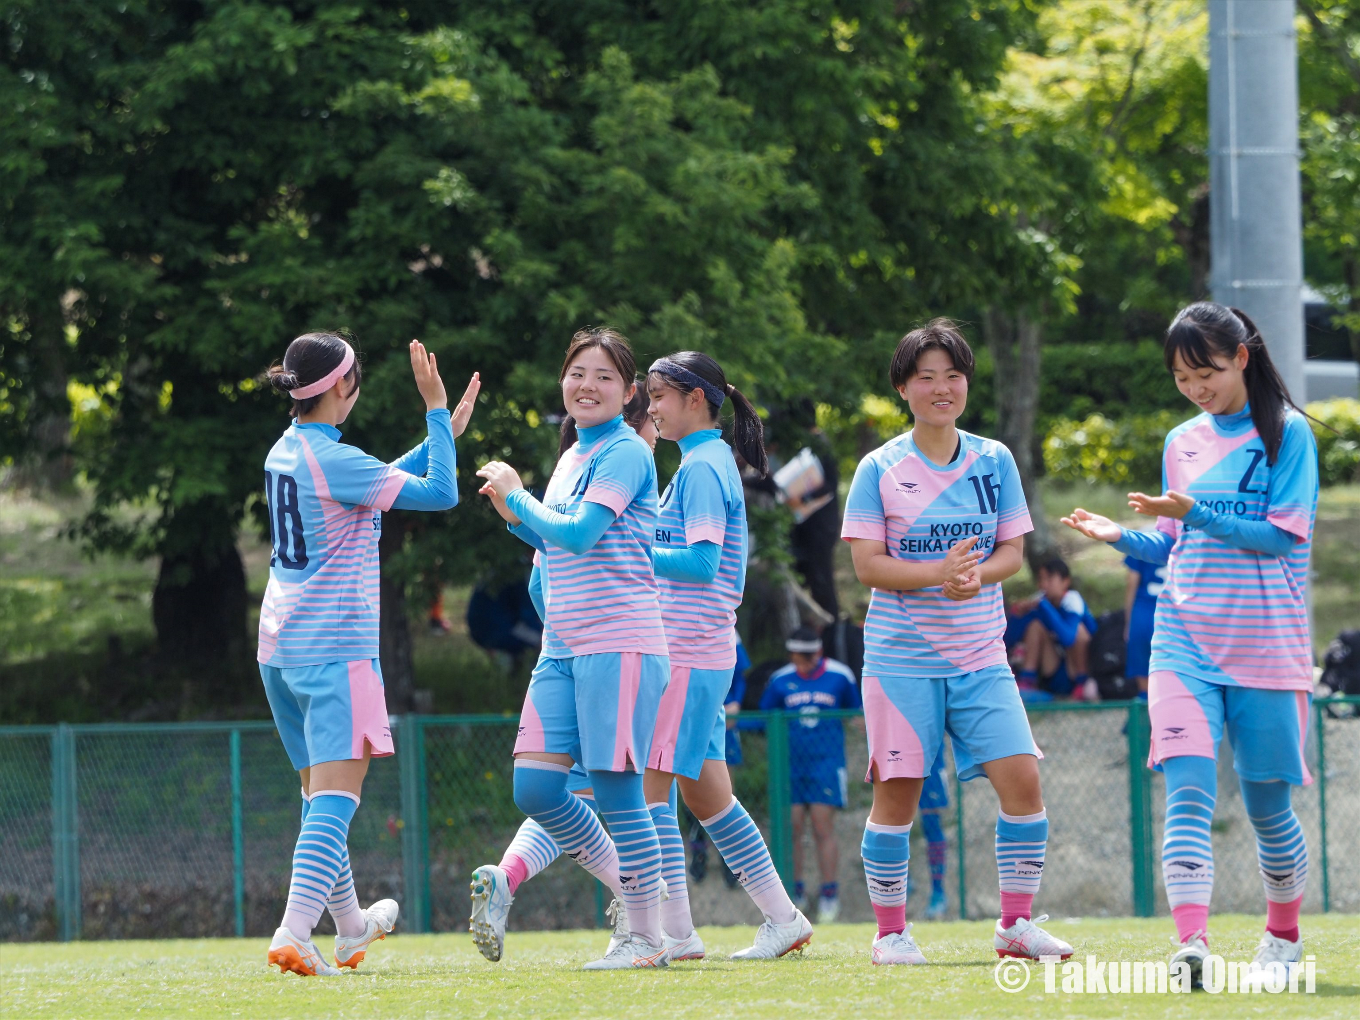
501, 855, 530, 895
1266, 894, 1302, 943
1172, 903, 1210, 944
873, 903, 907, 939
999, 891, 1033, 929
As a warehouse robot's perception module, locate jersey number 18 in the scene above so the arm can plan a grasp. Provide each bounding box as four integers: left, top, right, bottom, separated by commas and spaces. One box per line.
264, 471, 308, 569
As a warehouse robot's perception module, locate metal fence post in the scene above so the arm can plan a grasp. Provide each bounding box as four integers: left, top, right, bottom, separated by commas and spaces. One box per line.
953, 765, 967, 921
765, 711, 793, 891
1314, 703, 1329, 913
51, 724, 80, 941
230, 728, 245, 937
1126, 703, 1155, 917
399, 715, 430, 933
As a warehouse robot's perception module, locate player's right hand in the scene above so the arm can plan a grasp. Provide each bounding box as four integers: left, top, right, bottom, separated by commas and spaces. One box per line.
1061, 507, 1121, 543
409, 339, 449, 411
938, 536, 980, 588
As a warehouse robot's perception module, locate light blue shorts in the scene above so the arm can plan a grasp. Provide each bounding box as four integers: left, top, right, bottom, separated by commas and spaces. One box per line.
260, 658, 393, 771
645, 664, 730, 780
1148, 671, 1312, 785
861, 664, 1041, 783
514, 651, 669, 772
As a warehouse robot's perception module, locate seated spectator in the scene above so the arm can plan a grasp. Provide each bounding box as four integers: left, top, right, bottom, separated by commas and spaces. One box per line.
1005, 557, 1097, 700
1124, 547, 1163, 698
760, 627, 862, 922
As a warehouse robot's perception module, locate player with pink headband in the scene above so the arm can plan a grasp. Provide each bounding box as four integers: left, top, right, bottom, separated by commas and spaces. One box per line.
476, 327, 671, 970
842, 319, 1072, 967
1063, 302, 1319, 984
641, 351, 813, 962
259, 331, 479, 977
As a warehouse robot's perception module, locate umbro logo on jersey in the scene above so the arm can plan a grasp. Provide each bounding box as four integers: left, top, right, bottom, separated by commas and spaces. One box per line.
1169, 860, 1204, 871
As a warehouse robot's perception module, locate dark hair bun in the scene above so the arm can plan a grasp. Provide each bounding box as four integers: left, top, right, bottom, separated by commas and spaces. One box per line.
267, 364, 300, 394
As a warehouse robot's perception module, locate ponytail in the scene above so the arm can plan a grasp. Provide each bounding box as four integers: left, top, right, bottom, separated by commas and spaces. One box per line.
1164, 302, 1295, 464
266, 331, 362, 418
648, 351, 769, 477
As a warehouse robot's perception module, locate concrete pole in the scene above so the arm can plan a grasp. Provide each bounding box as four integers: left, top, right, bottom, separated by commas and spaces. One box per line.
1208, 0, 1305, 403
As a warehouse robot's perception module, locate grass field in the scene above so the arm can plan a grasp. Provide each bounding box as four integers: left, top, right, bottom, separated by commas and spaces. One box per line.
3, 918, 1357, 1019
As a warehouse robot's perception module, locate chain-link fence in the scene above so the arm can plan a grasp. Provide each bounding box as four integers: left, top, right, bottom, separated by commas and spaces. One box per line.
2, 699, 1357, 941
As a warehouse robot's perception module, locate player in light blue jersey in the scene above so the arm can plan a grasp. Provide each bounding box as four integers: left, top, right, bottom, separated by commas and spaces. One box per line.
842, 319, 1071, 967
260, 331, 479, 977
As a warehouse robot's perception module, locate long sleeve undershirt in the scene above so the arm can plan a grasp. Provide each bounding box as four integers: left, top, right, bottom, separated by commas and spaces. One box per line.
389, 409, 458, 511
1114, 506, 1296, 564
504, 489, 615, 555
652, 541, 721, 584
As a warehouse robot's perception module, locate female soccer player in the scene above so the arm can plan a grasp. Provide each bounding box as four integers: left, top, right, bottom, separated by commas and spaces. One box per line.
1062, 302, 1318, 980
260, 332, 479, 976
476, 328, 671, 970
642, 352, 812, 961
842, 319, 1073, 966
468, 383, 655, 964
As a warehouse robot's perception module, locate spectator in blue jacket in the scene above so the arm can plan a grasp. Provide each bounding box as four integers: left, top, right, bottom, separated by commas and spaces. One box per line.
1006, 558, 1097, 700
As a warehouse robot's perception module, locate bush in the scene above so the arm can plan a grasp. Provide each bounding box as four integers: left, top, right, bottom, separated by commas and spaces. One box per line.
1043, 411, 1185, 488
1308, 398, 1360, 486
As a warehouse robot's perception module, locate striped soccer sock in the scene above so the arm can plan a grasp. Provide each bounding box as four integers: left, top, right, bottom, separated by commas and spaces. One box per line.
649, 801, 694, 939
996, 808, 1047, 928
861, 820, 910, 938
1162, 755, 1217, 943
300, 791, 366, 939
702, 797, 796, 925
500, 792, 596, 894
921, 810, 948, 893
590, 770, 664, 949
512, 764, 622, 896
282, 791, 358, 941
1240, 779, 1307, 942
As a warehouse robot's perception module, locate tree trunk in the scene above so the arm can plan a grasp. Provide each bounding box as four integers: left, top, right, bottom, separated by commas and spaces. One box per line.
17, 301, 73, 489
983, 307, 1054, 574
152, 500, 249, 675
379, 511, 416, 713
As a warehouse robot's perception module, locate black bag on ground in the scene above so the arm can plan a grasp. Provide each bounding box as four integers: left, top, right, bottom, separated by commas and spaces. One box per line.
1090, 609, 1137, 700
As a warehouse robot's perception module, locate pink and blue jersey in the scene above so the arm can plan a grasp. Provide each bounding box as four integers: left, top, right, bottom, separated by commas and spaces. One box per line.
1143, 407, 1318, 691
841, 430, 1032, 678
536, 416, 667, 658
654, 429, 746, 670
258, 410, 456, 667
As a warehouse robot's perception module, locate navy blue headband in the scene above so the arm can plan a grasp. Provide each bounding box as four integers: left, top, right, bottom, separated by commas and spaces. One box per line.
649, 358, 726, 408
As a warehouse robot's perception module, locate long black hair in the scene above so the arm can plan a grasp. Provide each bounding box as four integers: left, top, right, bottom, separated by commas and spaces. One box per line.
558, 377, 650, 456
647, 351, 769, 477
267, 331, 362, 418
1164, 302, 1295, 463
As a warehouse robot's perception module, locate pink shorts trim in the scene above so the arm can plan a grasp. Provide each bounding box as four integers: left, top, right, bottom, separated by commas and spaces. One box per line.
647, 665, 691, 773
514, 691, 547, 756
1147, 671, 1214, 766
346, 660, 394, 759
1293, 691, 1313, 786
862, 676, 927, 781
614, 652, 643, 771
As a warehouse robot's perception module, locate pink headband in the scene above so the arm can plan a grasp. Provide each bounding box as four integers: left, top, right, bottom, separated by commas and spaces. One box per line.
289, 344, 355, 400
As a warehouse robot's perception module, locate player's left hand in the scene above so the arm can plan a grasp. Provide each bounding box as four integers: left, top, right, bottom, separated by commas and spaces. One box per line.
1128, 489, 1195, 520
476, 461, 525, 500
942, 568, 981, 601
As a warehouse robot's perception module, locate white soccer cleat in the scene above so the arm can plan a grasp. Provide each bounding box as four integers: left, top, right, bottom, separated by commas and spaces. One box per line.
817, 894, 840, 923
603, 897, 632, 955
1169, 932, 1210, 987
582, 933, 670, 970
664, 929, 706, 962
729, 908, 814, 960
1248, 931, 1303, 983
871, 925, 928, 965
993, 914, 1073, 961
334, 898, 399, 969
267, 926, 342, 977
469, 865, 513, 962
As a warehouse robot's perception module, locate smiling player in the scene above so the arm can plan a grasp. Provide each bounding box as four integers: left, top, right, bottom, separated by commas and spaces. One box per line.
842, 319, 1072, 967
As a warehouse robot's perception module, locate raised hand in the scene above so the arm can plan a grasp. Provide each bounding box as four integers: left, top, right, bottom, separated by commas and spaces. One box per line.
449, 372, 481, 438
476, 460, 525, 501
409, 340, 448, 412
479, 480, 521, 525
1128, 490, 1195, 520
1060, 507, 1122, 543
